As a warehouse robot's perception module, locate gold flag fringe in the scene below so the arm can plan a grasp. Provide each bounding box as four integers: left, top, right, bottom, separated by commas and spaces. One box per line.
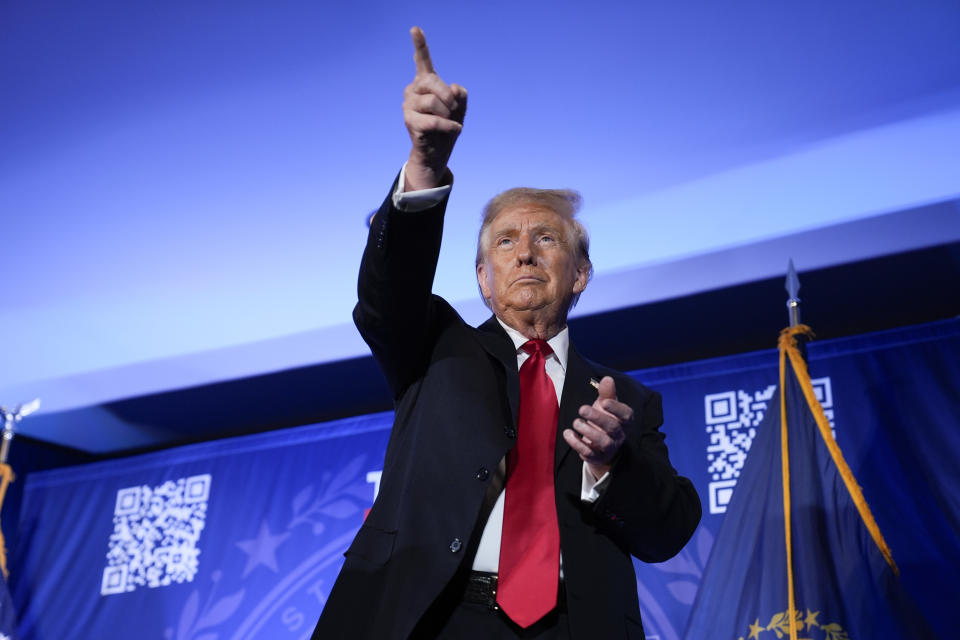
0, 463, 14, 579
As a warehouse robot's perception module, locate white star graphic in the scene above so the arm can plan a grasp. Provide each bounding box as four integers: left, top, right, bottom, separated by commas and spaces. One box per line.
235, 520, 290, 578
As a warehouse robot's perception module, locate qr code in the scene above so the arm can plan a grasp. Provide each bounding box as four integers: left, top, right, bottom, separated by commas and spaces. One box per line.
101, 474, 212, 595
704, 379, 834, 514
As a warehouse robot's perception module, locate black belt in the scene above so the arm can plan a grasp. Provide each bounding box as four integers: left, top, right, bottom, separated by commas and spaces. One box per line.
463, 571, 566, 612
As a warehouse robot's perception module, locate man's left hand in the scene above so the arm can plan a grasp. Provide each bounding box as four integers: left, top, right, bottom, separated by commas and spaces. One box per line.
563, 376, 632, 479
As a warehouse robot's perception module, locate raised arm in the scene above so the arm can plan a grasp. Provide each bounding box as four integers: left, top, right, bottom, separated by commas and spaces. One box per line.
353, 28, 468, 399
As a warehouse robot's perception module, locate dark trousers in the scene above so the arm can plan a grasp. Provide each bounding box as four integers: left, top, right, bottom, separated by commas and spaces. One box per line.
427, 600, 570, 639
411, 569, 570, 640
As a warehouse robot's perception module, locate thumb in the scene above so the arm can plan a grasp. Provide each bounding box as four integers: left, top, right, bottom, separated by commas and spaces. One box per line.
597, 376, 617, 401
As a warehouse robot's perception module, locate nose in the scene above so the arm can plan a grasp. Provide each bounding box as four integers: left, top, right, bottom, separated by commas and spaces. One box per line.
516, 235, 537, 265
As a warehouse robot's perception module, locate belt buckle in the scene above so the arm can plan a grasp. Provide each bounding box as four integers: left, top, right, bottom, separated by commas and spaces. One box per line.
482, 573, 499, 612
469, 571, 499, 612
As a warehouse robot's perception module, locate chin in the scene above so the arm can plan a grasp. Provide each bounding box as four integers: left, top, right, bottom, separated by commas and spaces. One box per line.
510, 298, 553, 313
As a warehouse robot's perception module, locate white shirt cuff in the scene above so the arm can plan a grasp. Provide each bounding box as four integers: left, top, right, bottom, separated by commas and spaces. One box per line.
581, 463, 611, 503
392, 163, 452, 212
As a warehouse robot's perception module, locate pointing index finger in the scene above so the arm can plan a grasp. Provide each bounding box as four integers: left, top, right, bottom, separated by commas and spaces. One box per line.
410, 26, 435, 75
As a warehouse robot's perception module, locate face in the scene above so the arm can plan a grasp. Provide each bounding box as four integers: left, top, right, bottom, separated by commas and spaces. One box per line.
476, 204, 589, 322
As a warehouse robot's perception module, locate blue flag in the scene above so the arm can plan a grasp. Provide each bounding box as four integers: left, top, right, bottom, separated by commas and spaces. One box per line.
0, 576, 19, 640
684, 326, 932, 640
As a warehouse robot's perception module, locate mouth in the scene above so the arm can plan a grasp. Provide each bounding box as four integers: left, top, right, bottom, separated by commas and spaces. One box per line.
512, 275, 545, 285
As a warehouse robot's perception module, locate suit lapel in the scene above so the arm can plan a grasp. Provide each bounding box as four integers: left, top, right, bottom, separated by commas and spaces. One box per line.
556, 343, 600, 470
476, 315, 521, 425
476, 316, 598, 467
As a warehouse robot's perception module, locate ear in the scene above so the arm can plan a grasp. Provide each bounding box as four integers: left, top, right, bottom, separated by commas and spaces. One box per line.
477, 262, 492, 300
572, 262, 589, 294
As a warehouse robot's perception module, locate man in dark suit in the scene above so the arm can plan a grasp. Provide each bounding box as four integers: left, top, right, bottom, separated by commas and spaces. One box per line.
312, 27, 700, 640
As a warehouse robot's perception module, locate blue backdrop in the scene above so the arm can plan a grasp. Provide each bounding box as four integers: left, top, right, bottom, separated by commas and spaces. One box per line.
12, 319, 959, 639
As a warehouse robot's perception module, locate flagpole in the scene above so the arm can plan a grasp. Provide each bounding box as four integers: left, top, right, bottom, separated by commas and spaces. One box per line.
781, 262, 802, 640
785, 259, 800, 329
785, 258, 810, 362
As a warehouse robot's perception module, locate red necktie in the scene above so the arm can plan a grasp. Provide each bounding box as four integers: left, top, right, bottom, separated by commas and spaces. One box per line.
496, 339, 560, 627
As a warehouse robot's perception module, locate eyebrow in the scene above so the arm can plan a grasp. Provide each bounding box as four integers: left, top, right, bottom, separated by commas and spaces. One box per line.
492, 222, 565, 237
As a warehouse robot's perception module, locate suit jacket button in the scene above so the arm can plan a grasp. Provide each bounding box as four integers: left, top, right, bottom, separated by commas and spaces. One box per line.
449, 538, 462, 553
476, 467, 489, 481
504, 425, 517, 439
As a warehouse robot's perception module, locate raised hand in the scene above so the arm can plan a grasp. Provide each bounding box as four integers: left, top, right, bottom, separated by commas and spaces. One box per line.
563, 376, 632, 479
403, 26, 467, 191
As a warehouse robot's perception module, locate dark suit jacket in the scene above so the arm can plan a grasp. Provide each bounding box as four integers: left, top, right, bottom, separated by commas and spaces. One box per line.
312, 179, 701, 639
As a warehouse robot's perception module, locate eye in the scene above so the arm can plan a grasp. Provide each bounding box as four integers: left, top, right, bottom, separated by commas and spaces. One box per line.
496, 237, 514, 248
537, 234, 557, 245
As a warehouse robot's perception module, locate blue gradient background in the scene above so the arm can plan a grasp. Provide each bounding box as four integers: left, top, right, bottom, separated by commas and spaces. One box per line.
2, 1, 959, 427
